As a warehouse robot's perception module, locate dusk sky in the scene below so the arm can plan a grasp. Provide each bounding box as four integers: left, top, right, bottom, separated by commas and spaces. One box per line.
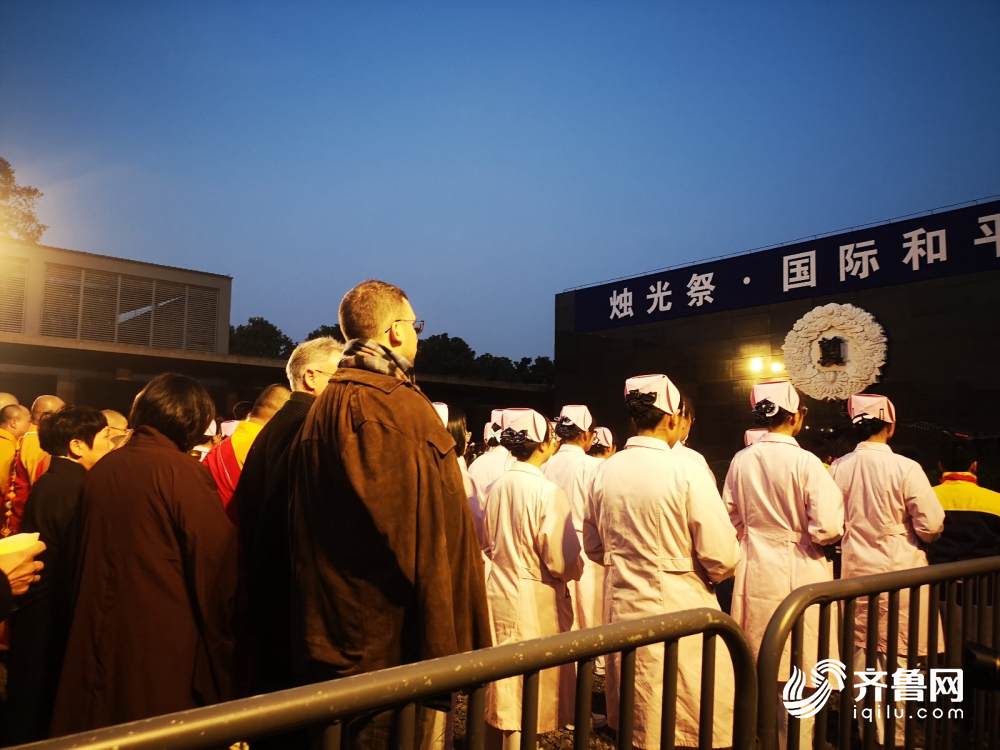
2, 2, 997, 360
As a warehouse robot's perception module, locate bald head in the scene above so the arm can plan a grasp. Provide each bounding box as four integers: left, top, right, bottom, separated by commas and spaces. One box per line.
0, 393, 18, 411
249, 384, 291, 424
31, 395, 65, 424
0, 404, 31, 441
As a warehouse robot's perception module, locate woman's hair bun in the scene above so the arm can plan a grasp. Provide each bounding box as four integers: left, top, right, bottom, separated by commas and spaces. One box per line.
751, 399, 780, 427
499, 427, 529, 448
625, 390, 656, 419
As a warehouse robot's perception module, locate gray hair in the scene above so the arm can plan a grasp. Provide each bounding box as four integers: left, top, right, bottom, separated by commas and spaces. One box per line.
285, 337, 344, 391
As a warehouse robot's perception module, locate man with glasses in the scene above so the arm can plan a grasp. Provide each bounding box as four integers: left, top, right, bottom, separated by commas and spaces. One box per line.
289, 279, 491, 750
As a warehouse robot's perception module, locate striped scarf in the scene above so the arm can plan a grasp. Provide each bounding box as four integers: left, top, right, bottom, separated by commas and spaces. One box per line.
339, 338, 415, 382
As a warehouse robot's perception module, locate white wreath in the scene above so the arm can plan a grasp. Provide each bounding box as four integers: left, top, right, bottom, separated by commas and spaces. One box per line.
781, 303, 887, 401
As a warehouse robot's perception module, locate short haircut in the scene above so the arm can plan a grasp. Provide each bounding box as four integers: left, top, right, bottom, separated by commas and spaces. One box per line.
130, 373, 217, 452
233, 401, 252, 421
0, 404, 29, 427
250, 384, 291, 421
38, 405, 108, 457
339, 279, 409, 340
285, 337, 344, 390
941, 440, 977, 473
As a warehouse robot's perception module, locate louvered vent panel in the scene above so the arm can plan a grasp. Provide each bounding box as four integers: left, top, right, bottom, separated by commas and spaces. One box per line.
151, 281, 186, 349
41, 264, 82, 338
185, 285, 218, 352
116, 275, 154, 346
0, 256, 27, 333
79, 270, 118, 343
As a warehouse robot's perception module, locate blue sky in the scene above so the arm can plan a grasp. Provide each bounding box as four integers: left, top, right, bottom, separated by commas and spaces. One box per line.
2, 1, 997, 359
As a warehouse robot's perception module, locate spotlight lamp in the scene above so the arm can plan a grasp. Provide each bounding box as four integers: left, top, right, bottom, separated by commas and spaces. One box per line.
750, 358, 763, 372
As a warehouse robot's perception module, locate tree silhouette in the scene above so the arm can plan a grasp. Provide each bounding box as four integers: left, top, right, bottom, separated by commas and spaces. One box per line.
306, 324, 345, 342
417, 333, 476, 377
0, 157, 47, 243
229, 317, 296, 358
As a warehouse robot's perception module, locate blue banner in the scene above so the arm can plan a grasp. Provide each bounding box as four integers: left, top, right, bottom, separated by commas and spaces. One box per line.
573, 200, 1000, 333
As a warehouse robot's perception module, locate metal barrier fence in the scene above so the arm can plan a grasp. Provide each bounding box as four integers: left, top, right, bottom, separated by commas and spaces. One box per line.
14, 608, 756, 750
757, 555, 1000, 750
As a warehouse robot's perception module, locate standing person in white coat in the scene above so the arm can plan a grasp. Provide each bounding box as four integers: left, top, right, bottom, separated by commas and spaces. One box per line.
588, 427, 616, 459
470, 409, 515, 490
723, 380, 844, 749
542, 405, 609, 720
831, 394, 944, 745
585, 374, 740, 750
470, 409, 515, 547
484, 409, 584, 750
672, 394, 717, 486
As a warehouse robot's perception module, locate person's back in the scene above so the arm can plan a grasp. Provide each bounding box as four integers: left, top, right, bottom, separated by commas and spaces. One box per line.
833, 444, 943, 577
593, 437, 732, 605
469, 445, 514, 490
828, 394, 944, 745
50, 376, 236, 736
288, 280, 490, 697
926, 440, 1000, 564
483, 409, 581, 747
585, 374, 738, 750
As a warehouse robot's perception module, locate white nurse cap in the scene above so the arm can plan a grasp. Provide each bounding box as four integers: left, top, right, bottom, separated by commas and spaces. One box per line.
592, 426, 614, 448
848, 393, 896, 424
750, 380, 800, 416
557, 405, 594, 432
624, 374, 680, 415
500, 408, 548, 443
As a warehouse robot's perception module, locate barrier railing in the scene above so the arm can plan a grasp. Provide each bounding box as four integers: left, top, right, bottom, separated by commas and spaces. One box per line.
757, 556, 1000, 750
14, 608, 757, 750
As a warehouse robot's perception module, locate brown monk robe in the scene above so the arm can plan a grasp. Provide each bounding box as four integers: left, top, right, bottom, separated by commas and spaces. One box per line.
49, 426, 237, 736
288, 364, 491, 683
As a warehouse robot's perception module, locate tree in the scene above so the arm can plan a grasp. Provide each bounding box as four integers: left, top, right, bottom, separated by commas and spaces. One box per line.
470, 353, 519, 382
306, 324, 346, 342
417, 333, 476, 377
229, 317, 296, 359
527, 356, 555, 384
0, 157, 47, 243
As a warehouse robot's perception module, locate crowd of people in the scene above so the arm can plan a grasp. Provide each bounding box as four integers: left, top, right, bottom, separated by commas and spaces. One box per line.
0, 277, 996, 750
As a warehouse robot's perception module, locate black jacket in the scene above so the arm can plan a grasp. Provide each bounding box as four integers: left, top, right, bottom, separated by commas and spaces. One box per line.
233, 390, 314, 693
6, 457, 87, 744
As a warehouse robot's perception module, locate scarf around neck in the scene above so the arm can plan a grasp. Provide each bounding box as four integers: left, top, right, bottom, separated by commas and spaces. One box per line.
340, 338, 415, 382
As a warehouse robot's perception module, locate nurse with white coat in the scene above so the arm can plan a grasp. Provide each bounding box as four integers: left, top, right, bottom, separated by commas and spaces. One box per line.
585, 374, 740, 750
542, 405, 606, 636
671, 393, 718, 487
830, 394, 944, 744
484, 408, 584, 750
723, 381, 844, 748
